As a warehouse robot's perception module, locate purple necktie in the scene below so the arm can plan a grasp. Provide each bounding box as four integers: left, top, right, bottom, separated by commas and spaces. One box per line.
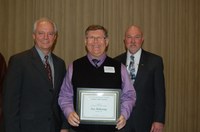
92, 59, 100, 68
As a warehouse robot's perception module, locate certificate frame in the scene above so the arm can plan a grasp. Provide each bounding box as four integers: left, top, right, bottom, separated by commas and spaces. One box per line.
76, 88, 121, 125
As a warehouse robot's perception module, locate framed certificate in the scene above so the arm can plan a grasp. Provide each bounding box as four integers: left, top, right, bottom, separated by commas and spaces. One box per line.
76, 88, 121, 125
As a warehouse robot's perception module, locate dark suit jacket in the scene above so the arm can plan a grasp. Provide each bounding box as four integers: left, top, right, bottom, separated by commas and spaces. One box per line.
3, 47, 68, 132
0, 53, 7, 130
115, 49, 166, 132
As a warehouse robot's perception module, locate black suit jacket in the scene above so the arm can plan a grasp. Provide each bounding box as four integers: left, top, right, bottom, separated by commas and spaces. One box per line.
3, 47, 68, 132
115, 49, 166, 132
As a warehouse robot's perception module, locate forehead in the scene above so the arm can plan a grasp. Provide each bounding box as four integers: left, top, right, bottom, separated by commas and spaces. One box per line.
36, 21, 54, 31
126, 26, 142, 35
87, 30, 105, 36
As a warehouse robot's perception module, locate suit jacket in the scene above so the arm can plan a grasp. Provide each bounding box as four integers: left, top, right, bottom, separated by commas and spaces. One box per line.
115, 49, 166, 132
3, 47, 67, 132
0, 53, 7, 129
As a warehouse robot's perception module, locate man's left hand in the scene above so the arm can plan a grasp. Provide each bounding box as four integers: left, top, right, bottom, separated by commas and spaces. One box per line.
116, 115, 126, 130
150, 122, 164, 132
60, 129, 69, 132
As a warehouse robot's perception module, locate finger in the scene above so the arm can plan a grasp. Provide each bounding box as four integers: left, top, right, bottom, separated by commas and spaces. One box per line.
73, 112, 80, 121
116, 118, 125, 130
116, 122, 124, 130
68, 112, 80, 126
72, 113, 80, 124
68, 117, 79, 126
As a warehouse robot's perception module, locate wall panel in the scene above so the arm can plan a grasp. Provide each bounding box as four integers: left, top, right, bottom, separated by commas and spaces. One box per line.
0, 0, 199, 131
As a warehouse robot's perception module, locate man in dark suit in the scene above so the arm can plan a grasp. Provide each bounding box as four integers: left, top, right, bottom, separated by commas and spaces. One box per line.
3, 18, 69, 132
115, 25, 166, 132
0, 52, 7, 131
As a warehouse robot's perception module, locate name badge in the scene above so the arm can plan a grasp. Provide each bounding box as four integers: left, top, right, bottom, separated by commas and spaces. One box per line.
104, 66, 115, 73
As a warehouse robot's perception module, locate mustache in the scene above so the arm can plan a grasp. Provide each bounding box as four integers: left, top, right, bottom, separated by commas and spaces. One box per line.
130, 43, 136, 46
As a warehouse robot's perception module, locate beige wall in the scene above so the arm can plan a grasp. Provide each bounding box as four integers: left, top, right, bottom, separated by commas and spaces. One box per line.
0, 0, 200, 131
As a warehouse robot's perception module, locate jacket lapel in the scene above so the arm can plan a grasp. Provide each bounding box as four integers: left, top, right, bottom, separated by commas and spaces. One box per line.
121, 53, 127, 66
134, 50, 146, 87
30, 47, 53, 87
52, 54, 59, 90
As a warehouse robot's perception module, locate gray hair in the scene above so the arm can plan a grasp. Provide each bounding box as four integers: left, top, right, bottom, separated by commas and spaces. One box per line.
33, 17, 58, 34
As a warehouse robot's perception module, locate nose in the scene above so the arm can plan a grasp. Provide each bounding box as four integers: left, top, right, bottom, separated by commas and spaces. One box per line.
94, 37, 99, 42
131, 37, 135, 43
44, 33, 49, 39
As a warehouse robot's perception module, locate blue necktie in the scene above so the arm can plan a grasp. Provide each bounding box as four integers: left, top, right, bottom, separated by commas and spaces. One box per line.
129, 55, 136, 81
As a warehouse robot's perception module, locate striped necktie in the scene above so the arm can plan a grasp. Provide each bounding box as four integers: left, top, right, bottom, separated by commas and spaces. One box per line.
92, 59, 100, 68
129, 55, 136, 81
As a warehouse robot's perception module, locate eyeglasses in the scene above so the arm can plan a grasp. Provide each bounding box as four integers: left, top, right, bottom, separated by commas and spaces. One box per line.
86, 36, 106, 42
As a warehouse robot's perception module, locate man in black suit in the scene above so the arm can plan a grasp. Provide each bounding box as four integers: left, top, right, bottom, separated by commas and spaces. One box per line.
115, 25, 166, 132
3, 18, 69, 132
0, 52, 7, 131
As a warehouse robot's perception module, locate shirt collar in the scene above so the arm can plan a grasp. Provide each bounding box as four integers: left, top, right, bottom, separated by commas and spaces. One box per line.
87, 53, 107, 65
35, 46, 52, 63
126, 48, 142, 65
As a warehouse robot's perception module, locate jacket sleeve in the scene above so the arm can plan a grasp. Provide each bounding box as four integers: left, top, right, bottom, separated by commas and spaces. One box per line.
154, 57, 166, 123
3, 56, 23, 132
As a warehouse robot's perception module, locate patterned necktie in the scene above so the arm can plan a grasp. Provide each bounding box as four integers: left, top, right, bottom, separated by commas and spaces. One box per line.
92, 59, 100, 68
129, 55, 136, 81
44, 55, 53, 83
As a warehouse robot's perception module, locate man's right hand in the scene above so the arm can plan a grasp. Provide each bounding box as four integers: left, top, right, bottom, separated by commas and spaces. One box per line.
67, 111, 80, 127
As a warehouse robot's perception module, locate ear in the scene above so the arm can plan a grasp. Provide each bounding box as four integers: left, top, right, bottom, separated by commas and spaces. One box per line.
53, 35, 57, 40
141, 37, 144, 43
105, 38, 109, 46
32, 33, 35, 39
84, 38, 87, 45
